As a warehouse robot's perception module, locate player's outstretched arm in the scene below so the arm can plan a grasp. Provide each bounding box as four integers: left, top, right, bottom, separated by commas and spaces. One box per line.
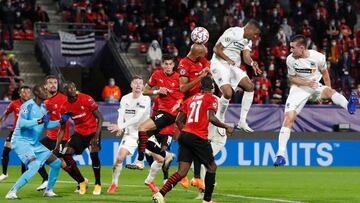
208, 109, 233, 134
320, 68, 331, 87
18, 106, 40, 129
0, 111, 10, 128
54, 124, 66, 153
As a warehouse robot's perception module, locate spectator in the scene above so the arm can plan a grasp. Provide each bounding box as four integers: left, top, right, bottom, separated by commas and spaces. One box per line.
113, 15, 131, 52
8, 54, 19, 76
35, 5, 50, 23
339, 52, 352, 92
326, 19, 339, 39
11, 78, 24, 100
1, 0, 16, 50
0, 53, 16, 77
102, 78, 121, 103
280, 18, 292, 41
147, 40, 162, 70
137, 19, 151, 43
343, 3, 357, 31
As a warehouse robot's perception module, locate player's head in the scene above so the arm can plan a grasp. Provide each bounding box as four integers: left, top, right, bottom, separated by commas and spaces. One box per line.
63, 81, 78, 98
189, 43, 207, 61
19, 85, 31, 101
131, 75, 144, 94
161, 54, 176, 75
290, 34, 307, 58
45, 75, 59, 95
244, 19, 261, 41
200, 76, 214, 92
33, 84, 48, 100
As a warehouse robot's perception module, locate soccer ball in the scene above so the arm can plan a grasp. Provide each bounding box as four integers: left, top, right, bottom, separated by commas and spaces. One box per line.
190, 27, 209, 44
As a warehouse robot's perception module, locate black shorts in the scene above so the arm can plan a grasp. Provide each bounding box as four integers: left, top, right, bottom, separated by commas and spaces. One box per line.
5, 131, 13, 142
155, 133, 172, 150
178, 131, 214, 166
151, 110, 176, 130
40, 136, 67, 157
64, 132, 101, 155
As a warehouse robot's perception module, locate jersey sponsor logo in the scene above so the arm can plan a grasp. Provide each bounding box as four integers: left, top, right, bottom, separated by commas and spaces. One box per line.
294, 68, 312, 74
155, 113, 164, 120
136, 102, 146, 109
81, 106, 85, 110
233, 41, 245, 50
72, 113, 86, 119
125, 109, 136, 114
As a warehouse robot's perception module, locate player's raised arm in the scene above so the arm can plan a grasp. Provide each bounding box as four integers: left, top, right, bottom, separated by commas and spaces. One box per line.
213, 42, 235, 66
175, 111, 186, 130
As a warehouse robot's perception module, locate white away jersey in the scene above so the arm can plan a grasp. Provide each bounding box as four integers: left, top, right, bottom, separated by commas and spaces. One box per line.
211, 27, 252, 66
117, 93, 151, 136
286, 50, 327, 82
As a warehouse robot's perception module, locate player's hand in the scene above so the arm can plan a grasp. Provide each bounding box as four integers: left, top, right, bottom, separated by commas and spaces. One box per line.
107, 123, 120, 133
38, 114, 50, 125
90, 136, 100, 151
60, 112, 71, 124
308, 80, 318, 89
226, 59, 235, 66
225, 126, 234, 135
251, 61, 262, 76
52, 146, 60, 155
158, 87, 168, 95
198, 67, 210, 78
173, 133, 180, 142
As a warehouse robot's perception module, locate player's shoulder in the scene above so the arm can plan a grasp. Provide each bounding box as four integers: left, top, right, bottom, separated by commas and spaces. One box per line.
79, 93, 94, 101
20, 99, 34, 110
286, 53, 295, 63
309, 49, 325, 60
10, 99, 21, 106
141, 94, 151, 102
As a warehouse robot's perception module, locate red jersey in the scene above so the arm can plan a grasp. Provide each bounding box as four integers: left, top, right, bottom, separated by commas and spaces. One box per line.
60, 93, 99, 136
178, 57, 210, 98
148, 70, 184, 116
6, 99, 22, 131
44, 93, 70, 141
180, 92, 218, 140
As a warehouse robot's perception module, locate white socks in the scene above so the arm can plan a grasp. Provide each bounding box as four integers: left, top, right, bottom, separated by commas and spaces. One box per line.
239, 91, 254, 124
112, 163, 122, 186
331, 92, 348, 110
218, 96, 230, 121
145, 161, 163, 184
277, 127, 291, 157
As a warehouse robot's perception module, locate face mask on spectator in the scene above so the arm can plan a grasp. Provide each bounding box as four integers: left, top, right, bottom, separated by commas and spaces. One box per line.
87, 9, 91, 13
347, 5, 351, 12
119, 19, 123, 23
339, 34, 343, 40
190, 10, 195, 15
169, 21, 174, 27
141, 21, 145, 26
316, 11, 320, 18
273, 10, 277, 16
196, 2, 201, 7
269, 64, 274, 70
16, 12, 21, 17
331, 41, 336, 46
330, 20, 335, 26
7, 1, 11, 6
185, 39, 190, 45
109, 81, 115, 86
158, 31, 163, 36
283, 19, 287, 24
297, 2, 301, 7
256, 84, 260, 89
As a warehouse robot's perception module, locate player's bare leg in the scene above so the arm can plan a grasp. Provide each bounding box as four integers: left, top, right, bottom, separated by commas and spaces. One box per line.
126, 119, 157, 170
236, 76, 255, 132
108, 148, 128, 193
274, 111, 296, 166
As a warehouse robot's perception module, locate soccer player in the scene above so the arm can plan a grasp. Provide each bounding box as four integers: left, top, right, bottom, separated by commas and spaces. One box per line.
126, 54, 184, 170
55, 81, 104, 195
0, 86, 31, 182
106, 76, 151, 193
274, 35, 359, 166
5, 84, 68, 199
152, 76, 234, 203
36, 75, 74, 191
211, 19, 262, 132
177, 43, 210, 190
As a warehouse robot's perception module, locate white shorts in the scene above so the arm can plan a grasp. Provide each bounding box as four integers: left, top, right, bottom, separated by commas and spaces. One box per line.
208, 123, 227, 156
211, 141, 225, 156
285, 84, 327, 114
118, 135, 138, 156
210, 58, 247, 90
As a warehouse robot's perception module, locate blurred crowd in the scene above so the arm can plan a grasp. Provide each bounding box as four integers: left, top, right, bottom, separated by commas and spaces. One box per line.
60, 0, 359, 104
0, 50, 21, 100
0, 0, 50, 50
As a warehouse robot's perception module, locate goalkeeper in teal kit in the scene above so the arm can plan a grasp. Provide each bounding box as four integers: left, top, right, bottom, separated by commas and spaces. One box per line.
5, 84, 70, 199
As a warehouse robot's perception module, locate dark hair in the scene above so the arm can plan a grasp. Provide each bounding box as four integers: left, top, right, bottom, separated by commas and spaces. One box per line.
45, 75, 58, 81
200, 75, 213, 91
162, 54, 175, 62
63, 81, 76, 89
290, 34, 307, 47
132, 75, 143, 81
246, 19, 261, 30
32, 83, 45, 94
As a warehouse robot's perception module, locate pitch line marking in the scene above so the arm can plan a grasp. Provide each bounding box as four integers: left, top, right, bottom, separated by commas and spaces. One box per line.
57, 180, 307, 203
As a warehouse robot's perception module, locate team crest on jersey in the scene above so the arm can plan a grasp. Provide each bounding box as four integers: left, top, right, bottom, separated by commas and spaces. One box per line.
225, 37, 231, 42
22, 108, 29, 114
159, 79, 163, 83
81, 106, 85, 110
213, 102, 217, 108
171, 82, 175, 87
179, 69, 186, 75
54, 104, 58, 109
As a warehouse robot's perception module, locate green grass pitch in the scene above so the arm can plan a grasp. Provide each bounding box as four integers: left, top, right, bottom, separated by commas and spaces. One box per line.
1, 166, 359, 202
